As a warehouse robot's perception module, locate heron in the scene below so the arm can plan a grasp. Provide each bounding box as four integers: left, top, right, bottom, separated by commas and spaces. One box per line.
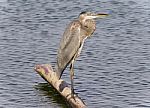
55, 12, 108, 98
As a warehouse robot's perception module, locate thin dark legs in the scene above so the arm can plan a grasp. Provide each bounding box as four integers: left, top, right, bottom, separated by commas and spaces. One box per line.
70, 59, 75, 99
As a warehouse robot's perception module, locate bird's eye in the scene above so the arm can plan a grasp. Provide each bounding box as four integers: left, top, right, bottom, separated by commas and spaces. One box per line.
85, 26, 88, 28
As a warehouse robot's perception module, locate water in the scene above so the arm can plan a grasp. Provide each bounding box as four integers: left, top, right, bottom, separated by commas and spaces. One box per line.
0, 0, 150, 108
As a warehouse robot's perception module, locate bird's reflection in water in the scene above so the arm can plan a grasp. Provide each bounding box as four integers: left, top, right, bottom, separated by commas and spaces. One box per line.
34, 83, 71, 108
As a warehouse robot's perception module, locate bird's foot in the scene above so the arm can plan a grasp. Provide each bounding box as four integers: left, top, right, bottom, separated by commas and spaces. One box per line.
71, 90, 76, 102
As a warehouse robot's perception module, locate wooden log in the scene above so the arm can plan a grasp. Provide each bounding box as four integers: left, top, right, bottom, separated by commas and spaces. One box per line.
34, 64, 86, 108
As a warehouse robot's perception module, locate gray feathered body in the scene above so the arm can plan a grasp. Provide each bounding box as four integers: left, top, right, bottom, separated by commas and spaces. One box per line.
55, 19, 96, 79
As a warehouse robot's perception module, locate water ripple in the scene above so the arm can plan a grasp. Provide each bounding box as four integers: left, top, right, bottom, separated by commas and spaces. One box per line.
0, 0, 150, 108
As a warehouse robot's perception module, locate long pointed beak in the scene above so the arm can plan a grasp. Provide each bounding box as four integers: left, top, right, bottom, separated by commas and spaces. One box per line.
95, 13, 109, 18
87, 13, 109, 19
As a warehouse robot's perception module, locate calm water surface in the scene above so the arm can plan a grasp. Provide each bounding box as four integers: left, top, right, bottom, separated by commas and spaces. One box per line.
0, 0, 150, 108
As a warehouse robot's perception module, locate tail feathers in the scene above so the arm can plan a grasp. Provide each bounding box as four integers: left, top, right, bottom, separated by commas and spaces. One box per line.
54, 61, 70, 79
54, 65, 64, 79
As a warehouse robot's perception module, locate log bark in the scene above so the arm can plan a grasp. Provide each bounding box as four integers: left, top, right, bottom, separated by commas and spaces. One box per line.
34, 64, 86, 108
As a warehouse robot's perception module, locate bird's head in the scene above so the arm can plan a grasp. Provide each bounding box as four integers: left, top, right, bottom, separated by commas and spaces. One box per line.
78, 11, 108, 23
78, 11, 108, 37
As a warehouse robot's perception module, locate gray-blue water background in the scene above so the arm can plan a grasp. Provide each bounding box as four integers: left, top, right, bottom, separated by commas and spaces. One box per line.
0, 0, 150, 108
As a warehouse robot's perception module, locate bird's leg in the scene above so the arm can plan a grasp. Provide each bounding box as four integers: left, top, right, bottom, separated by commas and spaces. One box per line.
70, 59, 75, 100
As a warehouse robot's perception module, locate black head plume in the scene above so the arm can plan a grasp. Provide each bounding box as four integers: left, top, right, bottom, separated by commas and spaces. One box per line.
80, 11, 87, 15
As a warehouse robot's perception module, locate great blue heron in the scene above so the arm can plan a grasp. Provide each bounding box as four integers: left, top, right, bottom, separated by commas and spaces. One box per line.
55, 12, 108, 98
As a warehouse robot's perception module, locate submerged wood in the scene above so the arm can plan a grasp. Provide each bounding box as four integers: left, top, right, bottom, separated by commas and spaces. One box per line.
34, 64, 86, 108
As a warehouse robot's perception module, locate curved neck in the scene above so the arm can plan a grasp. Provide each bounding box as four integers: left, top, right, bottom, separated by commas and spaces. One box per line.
80, 19, 96, 36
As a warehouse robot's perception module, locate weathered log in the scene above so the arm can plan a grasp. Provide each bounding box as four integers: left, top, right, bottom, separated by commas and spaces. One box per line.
34, 64, 86, 108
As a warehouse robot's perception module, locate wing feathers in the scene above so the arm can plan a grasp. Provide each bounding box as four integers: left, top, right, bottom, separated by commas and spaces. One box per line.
56, 20, 81, 78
